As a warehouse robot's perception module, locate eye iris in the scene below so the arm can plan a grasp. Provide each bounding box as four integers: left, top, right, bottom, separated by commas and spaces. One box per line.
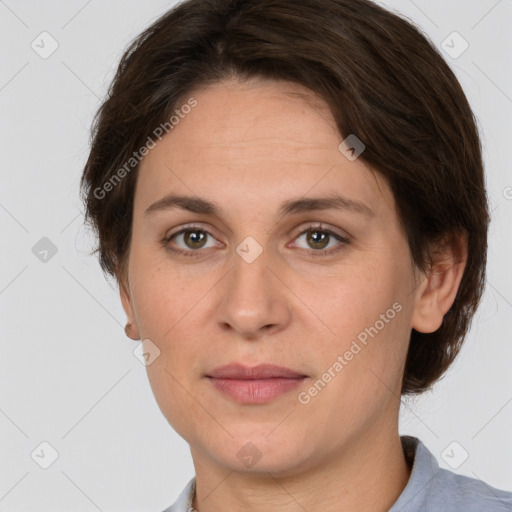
307, 230, 329, 250
184, 230, 206, 249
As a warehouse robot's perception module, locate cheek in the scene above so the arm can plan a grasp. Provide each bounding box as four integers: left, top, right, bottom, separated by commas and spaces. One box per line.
300, 306, 410, 439
129, 260, 214, 380
145, 363, 201, 441
302, 263, 411, 398
129, 252, 196, 337
297, 262, 400, 343
133, 273, 206, 436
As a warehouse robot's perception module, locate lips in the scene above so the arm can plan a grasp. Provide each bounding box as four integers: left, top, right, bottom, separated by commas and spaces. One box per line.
206, 363, 307, 379
206, 363, 308, 404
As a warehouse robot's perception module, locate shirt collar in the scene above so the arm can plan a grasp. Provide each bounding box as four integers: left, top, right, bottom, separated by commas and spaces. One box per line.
388, 435, 438, 511
164, 476, 195, 512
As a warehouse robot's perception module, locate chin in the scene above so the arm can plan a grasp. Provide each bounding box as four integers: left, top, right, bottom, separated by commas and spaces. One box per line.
197, 427, 315, 475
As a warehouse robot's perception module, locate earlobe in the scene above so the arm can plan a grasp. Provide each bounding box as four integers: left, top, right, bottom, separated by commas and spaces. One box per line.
119, 275, 141, 340
124, 321, 141, 340
411, 231, 468, 334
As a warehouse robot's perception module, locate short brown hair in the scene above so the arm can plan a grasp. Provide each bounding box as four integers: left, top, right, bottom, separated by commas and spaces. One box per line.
80, 0, 489, 394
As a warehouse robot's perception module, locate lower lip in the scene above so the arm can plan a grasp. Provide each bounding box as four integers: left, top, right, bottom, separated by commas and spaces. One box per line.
207, 377, 306, 404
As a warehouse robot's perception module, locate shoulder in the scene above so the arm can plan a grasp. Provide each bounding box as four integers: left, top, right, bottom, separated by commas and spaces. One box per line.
428, 465, 512, 511
390, 436, 512, 512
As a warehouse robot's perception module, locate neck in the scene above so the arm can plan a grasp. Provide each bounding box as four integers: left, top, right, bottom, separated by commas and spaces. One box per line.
190, 429, 411, 512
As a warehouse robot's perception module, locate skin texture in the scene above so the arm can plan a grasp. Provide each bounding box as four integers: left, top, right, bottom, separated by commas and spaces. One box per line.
120, 78, 467, 512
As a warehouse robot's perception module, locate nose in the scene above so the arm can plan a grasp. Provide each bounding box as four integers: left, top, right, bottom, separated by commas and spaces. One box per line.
216, 248, 292, 340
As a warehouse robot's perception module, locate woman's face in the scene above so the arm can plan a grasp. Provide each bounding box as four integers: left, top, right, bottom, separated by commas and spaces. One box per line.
121, 78, 424, 475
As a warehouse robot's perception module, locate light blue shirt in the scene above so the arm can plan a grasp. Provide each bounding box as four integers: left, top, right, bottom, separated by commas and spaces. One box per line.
162, 436, 512, 511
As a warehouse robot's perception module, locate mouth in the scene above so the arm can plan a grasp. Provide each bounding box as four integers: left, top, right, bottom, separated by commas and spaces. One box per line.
206, 363, 308, 404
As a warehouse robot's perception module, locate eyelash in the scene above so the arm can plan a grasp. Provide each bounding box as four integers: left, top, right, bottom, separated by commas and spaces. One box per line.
161, 223, 351, 259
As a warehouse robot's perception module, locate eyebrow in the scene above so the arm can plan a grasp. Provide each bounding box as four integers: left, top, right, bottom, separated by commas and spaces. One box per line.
144, 193, 374, 218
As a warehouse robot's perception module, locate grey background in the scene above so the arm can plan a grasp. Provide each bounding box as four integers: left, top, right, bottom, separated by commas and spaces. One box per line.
0, 0, 511, 510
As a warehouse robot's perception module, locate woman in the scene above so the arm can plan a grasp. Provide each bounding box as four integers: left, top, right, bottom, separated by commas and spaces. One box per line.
80, 0, 512, 510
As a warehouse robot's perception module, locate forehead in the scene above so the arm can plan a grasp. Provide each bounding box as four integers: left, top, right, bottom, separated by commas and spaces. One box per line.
134, 78, 392, 218
189, 77, 338, 139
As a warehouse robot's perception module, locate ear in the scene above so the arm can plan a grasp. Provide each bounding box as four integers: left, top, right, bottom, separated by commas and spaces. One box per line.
411, 231, 468, 333
118, 271, 141, 341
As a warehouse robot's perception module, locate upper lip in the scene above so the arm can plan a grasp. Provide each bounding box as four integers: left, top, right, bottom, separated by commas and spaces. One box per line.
207, 363, 307, 380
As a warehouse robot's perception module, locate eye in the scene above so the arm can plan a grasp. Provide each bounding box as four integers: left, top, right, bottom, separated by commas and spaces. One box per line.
291, 224, 350, 257
162, 227, 220, 257
161, 223, 350, 258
